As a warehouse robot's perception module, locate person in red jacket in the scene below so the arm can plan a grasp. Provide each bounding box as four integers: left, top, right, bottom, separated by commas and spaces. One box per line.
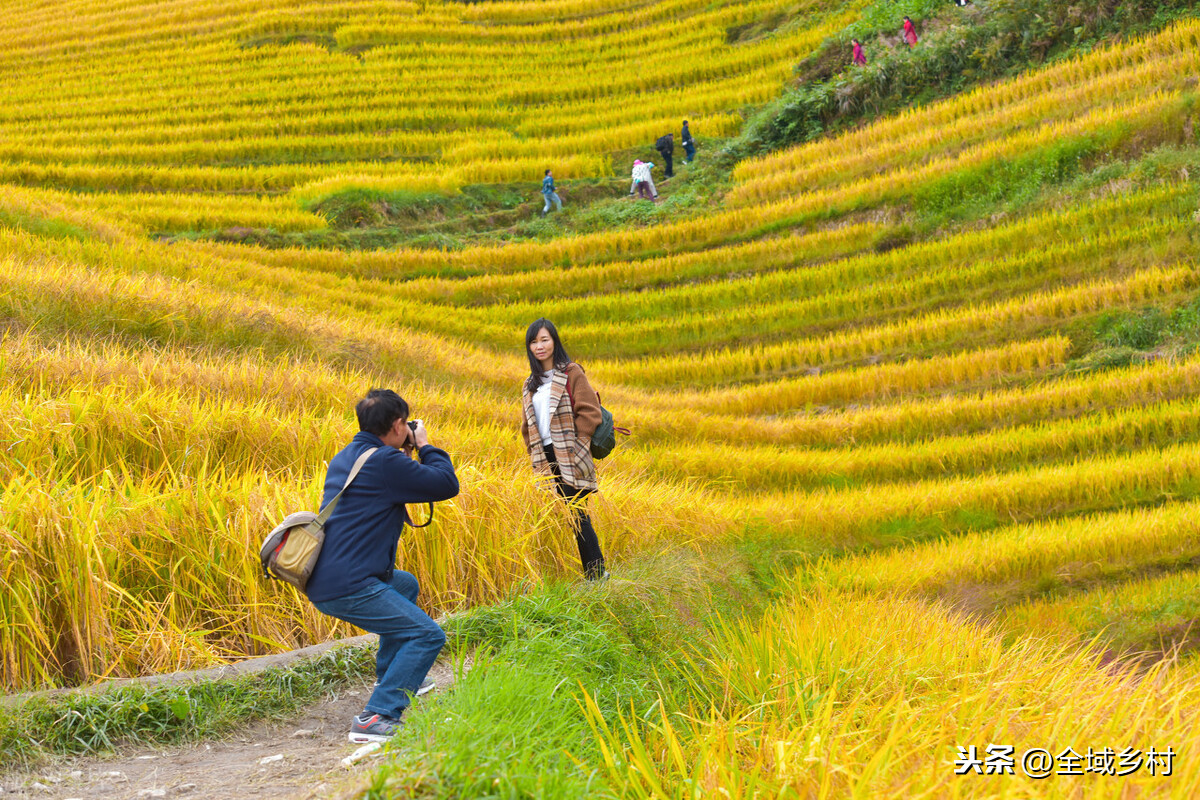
903, 16, 919, 47
851, 39, 867, 65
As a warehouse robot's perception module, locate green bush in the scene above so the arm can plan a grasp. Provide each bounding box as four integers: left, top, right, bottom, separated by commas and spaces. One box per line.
1168, 295, 1200, 339
748, 0, 1200, 154
1098, 307, 1170, 349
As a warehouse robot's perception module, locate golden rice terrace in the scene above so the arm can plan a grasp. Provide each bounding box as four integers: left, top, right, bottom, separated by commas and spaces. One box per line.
3, 0, 1200, 795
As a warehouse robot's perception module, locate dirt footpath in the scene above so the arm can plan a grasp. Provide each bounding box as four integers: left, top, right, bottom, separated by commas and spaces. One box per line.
0, 659, 458, 800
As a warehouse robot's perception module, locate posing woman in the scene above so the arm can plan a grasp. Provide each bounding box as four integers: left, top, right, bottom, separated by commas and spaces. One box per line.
521, 318, 607, 580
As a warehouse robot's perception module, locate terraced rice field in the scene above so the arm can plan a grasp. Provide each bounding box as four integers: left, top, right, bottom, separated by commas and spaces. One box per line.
4, 0, 1200, 795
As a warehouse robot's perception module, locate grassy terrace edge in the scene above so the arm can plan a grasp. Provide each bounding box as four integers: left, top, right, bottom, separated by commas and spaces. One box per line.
0, 642, 377, 767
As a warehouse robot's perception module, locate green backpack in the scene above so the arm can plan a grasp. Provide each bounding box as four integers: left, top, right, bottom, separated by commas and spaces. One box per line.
566, 367, 629, 459
591, 403, 619, 459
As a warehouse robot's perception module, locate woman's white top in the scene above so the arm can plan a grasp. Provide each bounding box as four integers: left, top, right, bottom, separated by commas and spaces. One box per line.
532, 369, 555, 445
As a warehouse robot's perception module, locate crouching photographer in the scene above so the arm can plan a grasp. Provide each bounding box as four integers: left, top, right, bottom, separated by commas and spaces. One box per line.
305, 388, 459, 744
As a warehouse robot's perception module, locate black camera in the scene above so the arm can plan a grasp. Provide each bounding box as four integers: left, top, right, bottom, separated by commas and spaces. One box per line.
407, 419, 421, 432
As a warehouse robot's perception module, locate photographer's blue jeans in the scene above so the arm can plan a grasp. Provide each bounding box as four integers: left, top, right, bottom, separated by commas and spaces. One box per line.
313, 570, 445, 719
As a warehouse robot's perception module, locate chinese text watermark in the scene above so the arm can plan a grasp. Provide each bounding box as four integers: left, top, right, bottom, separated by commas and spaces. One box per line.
954, 745, 1176, 778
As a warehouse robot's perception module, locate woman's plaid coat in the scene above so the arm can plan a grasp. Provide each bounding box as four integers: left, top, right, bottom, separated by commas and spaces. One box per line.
521, 363, 602, 492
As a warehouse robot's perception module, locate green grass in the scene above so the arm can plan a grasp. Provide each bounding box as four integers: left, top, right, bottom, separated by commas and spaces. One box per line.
356, 542, 795, 799
998, 568, 1200, 658
367, 588, 670, 799
193, 157, 737, 252
1063, 287, 1200, 373
0, 209, 91, 242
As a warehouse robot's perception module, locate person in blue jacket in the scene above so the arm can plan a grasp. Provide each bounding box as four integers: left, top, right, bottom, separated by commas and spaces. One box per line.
681, 121, 696, 164
541, 168, 562, 216
306, 388, 460, 744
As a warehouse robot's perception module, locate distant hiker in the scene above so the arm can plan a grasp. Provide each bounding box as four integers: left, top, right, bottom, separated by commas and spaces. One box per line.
852, 39, 867, 65
521, 319, 608, 581
903, 16, 919, 47
306, 389, 460, 744
655, 133, 675, 178
681, 121, 696, 164
630, 159, 659, 202
541, 169, 562, 216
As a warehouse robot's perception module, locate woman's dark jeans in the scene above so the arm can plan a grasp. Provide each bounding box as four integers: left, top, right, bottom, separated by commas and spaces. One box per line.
543, 444, 606, 579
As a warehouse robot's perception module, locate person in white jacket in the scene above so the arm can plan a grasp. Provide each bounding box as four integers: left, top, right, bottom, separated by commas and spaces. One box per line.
629, 159, 658, 202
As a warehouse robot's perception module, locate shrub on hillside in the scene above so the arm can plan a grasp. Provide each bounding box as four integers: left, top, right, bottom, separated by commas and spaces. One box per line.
748, 0, 1200, 153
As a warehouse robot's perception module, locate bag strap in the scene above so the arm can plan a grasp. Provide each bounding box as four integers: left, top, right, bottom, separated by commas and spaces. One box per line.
316, 447, 378, 526
564, 362, 583, 408
407, 502, 435, 529
564, 365, 608, 419
563, 366, 631, 440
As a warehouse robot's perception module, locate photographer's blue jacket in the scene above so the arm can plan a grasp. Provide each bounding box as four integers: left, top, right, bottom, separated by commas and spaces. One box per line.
305, 431, 459, 602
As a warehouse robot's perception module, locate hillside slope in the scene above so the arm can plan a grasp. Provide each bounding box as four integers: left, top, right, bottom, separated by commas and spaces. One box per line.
3, 0, 1200, 796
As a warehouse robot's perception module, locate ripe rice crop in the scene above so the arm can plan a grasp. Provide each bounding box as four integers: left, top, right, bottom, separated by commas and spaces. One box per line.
591, 265, 1197, 387
729, 90, 1187, 205
813, 500, 1200, 597
6, 2, 1200, 792
0, 0, 855, 198
624, 349, 1200, 447
633, 336, 1073, 412
507, 223, 1187, 358
730, 443, 1200, 552
642, 396, 1200, 490
0, 456, 726, 692
997, 568, 1200, 655
588, 588, 1200, 797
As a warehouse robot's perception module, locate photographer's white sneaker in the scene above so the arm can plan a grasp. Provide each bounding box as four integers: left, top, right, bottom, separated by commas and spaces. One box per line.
349, 712, 401, 744
373, 677, 436, 695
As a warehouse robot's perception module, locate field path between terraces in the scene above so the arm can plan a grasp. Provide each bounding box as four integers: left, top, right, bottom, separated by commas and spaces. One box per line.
0, 647, 460, 800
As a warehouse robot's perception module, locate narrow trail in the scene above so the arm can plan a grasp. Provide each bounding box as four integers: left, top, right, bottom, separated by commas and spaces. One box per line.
0, 658, 459, 800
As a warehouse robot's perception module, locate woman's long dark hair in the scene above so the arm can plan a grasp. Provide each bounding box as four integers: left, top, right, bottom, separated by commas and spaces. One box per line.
525, 318, 571, 393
